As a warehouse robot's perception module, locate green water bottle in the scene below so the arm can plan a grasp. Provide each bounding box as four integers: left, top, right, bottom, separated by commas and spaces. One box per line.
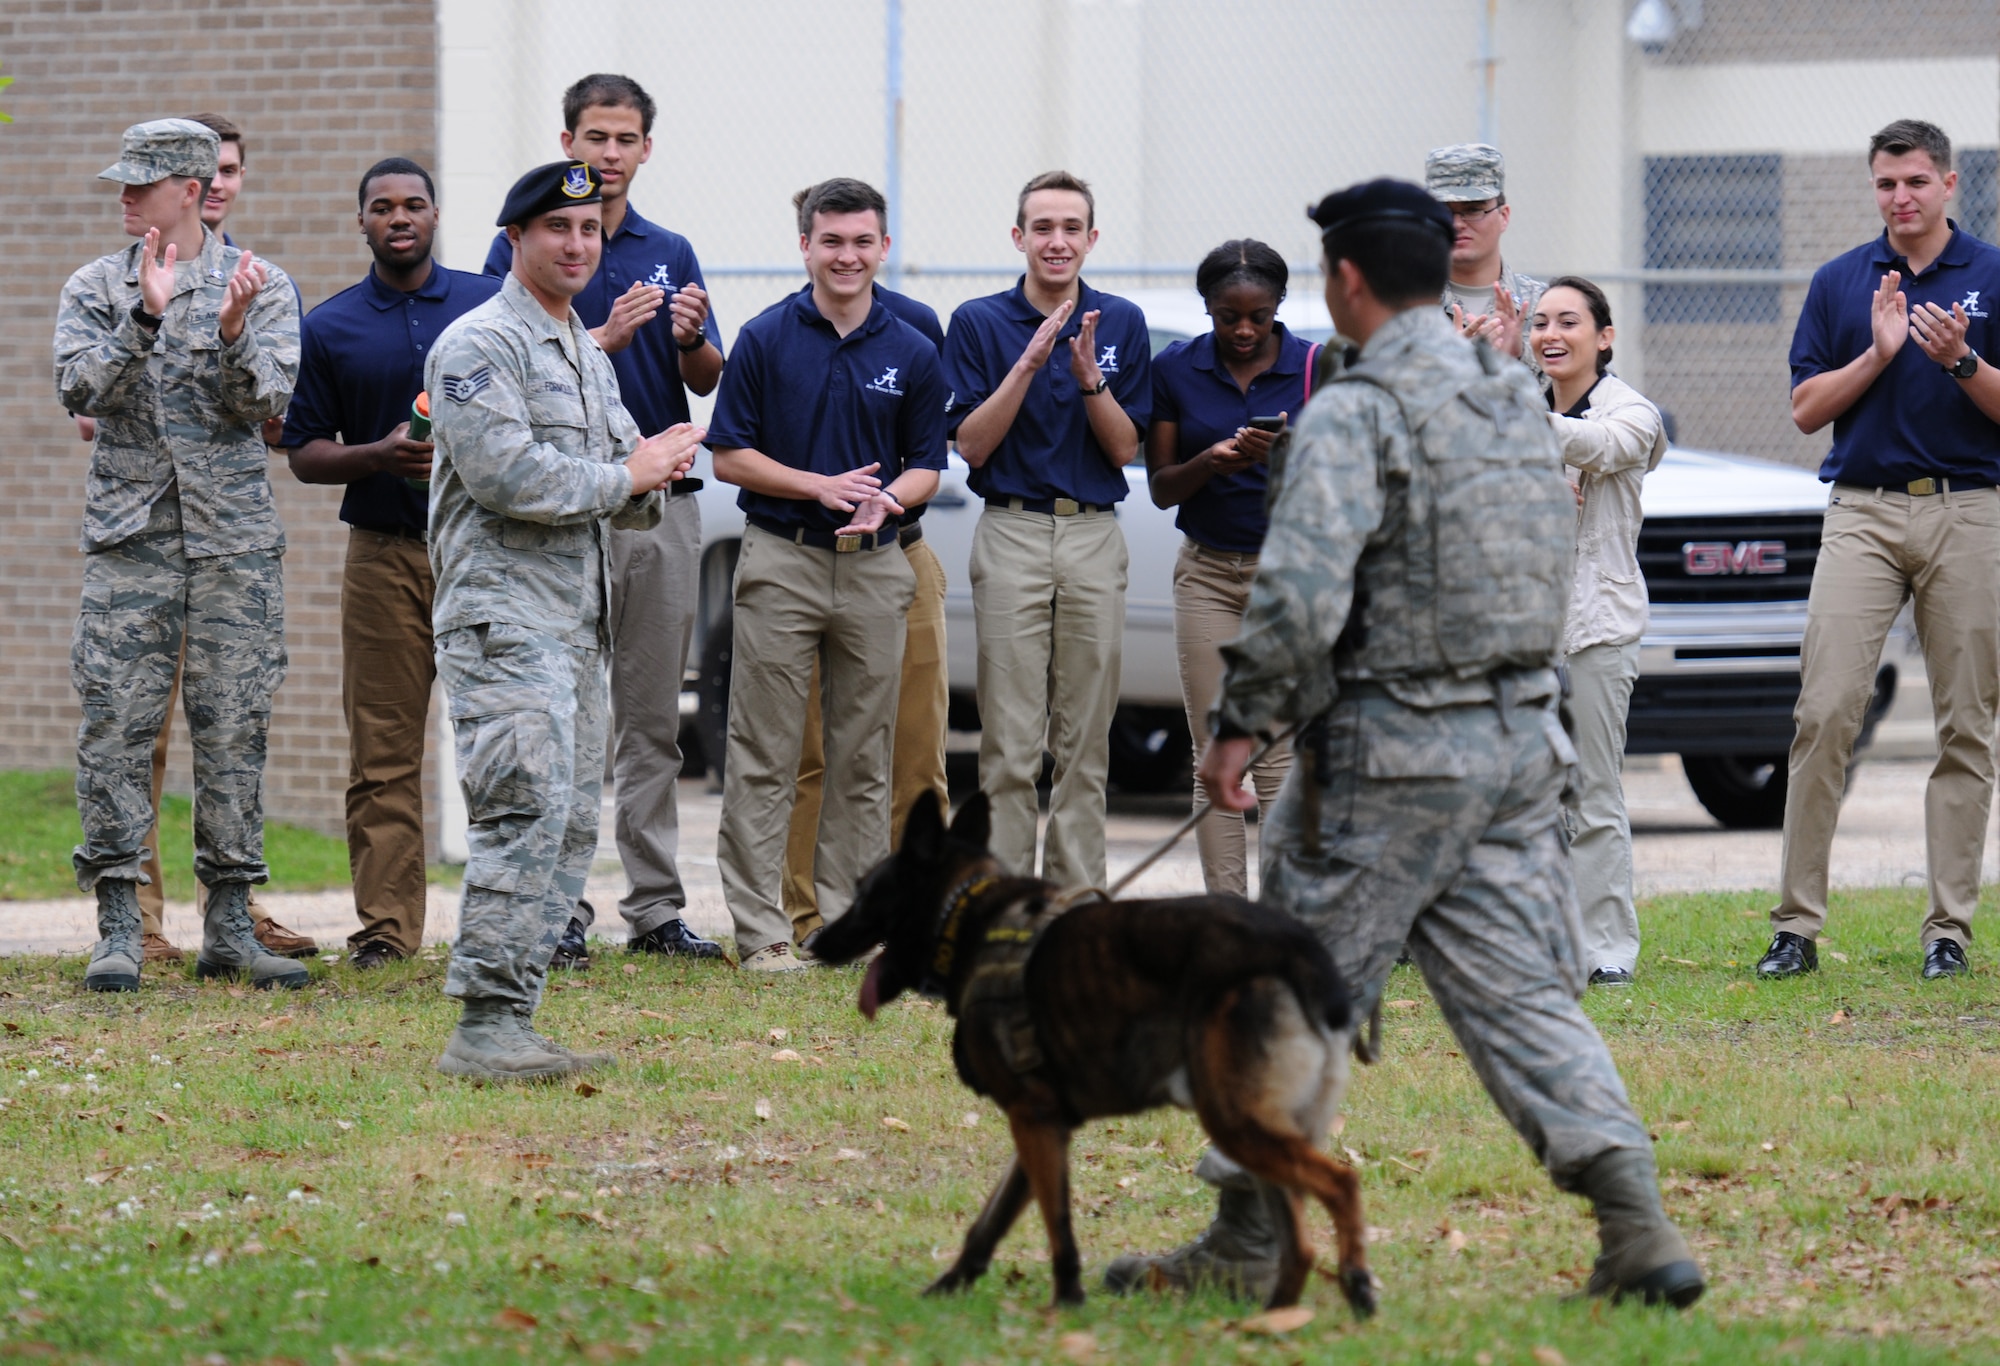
406, 391, 432, 491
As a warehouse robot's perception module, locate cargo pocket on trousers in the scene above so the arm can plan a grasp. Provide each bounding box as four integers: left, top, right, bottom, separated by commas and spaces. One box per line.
449, 684, 556, 894
1361, 709, 1470, 780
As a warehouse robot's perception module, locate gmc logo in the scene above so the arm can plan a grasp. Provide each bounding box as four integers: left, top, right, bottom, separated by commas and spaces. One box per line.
1683, 540, 1787, 575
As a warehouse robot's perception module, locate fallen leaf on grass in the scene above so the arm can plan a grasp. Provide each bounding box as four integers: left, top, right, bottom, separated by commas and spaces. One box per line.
1386, 999, 1419, 1011
621, 963, 639, 976
574, 1081, 600, 1098
1828, 951, 1850, 963
559, 1209, 614, 1229
833, 1148, 864, 1162
639, 1009, 670, 1021
255, 1015, 295, 1030
1239, 1306, 1313, 1336
1, 1022, 17, 1033
1667, 958, 1701, 967
242, 1149, 285, 1161
754, 1099, 773, 1121
515, 1153, 553, 1168
1446, 1229, 1469, 1254
84, 1166, 126, 1186
769, 1028, 789, 1042
148, 1110, 175, 1126
961, 1112, 980, 1128
1532, 1349, 1566, 1366
0, 1231, 27, 1252
1829, 1009, 1850, 1024
692, 1241, 728, 1258
770, 1049, 802, 1063
495, 1307, 539, 1330
1058, 1330, 1099, 1360
880, 1116, 910, 1132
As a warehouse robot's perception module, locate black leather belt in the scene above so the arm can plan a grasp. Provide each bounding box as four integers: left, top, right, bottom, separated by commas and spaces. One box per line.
899, 523, 923, 549
987, 496, 1106, 516
352, 523, 427, 545
747, 514, 894, 552
1836, 477, 1997, 496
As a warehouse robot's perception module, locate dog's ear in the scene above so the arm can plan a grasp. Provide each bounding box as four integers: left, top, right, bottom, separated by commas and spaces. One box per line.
948, 792, 991, 851
901, 789, 946, 863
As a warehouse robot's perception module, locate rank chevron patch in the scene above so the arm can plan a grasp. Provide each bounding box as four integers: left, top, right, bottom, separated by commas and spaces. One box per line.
440, 366, 494, 404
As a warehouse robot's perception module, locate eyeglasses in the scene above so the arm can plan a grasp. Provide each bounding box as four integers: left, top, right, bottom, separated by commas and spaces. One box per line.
1447, 202, 1503, 221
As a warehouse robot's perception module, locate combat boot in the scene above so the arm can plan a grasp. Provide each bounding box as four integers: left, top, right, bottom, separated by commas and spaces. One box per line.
436, 998, 577, 1082
1576, 1147, 1705, 1308
511, 1003, 614, 1073
1103, 1150, 1282, 1301
84, 878, 144, 993
195, 882, 309, 990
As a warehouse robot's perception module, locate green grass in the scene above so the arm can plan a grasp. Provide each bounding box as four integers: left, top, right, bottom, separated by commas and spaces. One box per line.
0, 888, 1996, 1363
0, 770, 459, 901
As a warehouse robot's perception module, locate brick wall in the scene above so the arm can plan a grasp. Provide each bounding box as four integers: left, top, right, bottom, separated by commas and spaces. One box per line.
0, 0, 439, 841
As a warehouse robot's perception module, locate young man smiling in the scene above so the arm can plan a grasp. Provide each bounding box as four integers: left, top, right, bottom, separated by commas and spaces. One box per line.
943, 171, 1151, 889
484, 73, 726, 969
281, 158, 502, 968
427, 161, 701, 1078
1761, 119, 2000, 984
710, 178, 945, 972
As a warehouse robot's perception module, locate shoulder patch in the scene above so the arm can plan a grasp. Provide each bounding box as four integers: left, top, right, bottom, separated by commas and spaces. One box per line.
441, 366, 495, 404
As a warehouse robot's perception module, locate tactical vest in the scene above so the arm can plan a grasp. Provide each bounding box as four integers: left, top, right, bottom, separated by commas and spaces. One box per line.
1331, 338, 1572, 680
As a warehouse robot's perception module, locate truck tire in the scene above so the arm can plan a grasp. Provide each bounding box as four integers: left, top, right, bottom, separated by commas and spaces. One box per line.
1107, 706, 1191, 794
1681, 753, 1788, 830
695, 602, 733, 787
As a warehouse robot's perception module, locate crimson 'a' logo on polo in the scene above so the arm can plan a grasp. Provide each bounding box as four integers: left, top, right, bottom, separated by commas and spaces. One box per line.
1683, 540, 1786, 575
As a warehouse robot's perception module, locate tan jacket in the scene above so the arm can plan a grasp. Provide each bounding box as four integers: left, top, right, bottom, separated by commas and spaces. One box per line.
1548, 372, 1666, 655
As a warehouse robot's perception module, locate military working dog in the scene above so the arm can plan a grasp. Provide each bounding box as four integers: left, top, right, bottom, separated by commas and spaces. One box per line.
807, 790, 1374, 1315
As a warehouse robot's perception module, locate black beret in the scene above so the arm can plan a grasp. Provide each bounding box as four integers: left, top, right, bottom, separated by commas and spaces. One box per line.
1306, 178, 1454, 245
495, 160, 602, 228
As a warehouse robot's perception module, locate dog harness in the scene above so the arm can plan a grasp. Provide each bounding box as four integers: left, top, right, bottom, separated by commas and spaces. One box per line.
938, 881, 1106, 1077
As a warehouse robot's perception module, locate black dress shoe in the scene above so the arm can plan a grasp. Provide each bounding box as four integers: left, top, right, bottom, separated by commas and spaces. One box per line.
349, 940, 402, 971
550, 917, 591, 972
1588, 966, 1635, 988
627, 918, 725, 960
1922, 937, 1969, 980
1756, 931, 1817, 978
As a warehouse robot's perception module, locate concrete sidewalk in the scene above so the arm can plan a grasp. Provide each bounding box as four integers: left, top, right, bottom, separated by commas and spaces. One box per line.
3, 756, 1989, 957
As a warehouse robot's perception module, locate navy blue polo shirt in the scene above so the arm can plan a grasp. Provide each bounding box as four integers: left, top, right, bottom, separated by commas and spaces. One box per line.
1152, 324, 1314, 553
483, 203, 721, 436
1790, 221, 2000, 486
280, 262, 502, 533
942, 277, 1152, 506
707, 286, 948, 534
874, 284, 943, 526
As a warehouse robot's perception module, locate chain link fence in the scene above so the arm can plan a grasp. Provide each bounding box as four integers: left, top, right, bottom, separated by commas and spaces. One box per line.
439, 0, 2000, 466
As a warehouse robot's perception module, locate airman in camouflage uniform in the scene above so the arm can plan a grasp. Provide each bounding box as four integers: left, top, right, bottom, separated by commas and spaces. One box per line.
54, 119, 304, 993
426, 161, 699, 1081
1427, 143, 1544, 365
1109, 180, 1703, 1311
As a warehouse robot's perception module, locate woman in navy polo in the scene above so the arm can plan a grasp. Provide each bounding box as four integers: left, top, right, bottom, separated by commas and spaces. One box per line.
1146, 240, 1312, 896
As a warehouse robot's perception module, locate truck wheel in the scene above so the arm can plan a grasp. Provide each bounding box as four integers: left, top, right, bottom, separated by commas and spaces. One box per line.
1681, 753, 1788, 830
1107, 706, 1191, 794
695, 603, 733, 787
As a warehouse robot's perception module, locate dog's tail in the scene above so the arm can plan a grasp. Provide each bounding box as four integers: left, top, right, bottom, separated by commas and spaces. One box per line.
1210, 910, 1352, 1035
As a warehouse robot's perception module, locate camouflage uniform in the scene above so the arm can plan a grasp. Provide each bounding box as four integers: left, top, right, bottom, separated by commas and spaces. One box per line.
1219, 305, 1655, 1183
426, 272, 661, 1010
1426, 142, 1544, 369
54, 223, 298, 893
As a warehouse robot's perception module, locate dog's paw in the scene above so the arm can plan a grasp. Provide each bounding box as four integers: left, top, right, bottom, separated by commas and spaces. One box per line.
923, 1271, 969, 1297
1052, 1286, 1087, 1308
1340, 1265, 1378, 1320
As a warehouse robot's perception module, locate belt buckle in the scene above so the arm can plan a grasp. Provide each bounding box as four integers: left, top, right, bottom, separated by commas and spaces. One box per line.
835, 533, 863, 553
1053, 497, 1080, 516
1909, 477, 1939, 496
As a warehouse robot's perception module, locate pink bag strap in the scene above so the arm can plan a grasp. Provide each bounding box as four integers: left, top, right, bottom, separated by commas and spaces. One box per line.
1303, 341, 1323, 408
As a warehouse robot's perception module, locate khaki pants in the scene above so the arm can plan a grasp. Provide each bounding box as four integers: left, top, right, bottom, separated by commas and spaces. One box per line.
597, 493, 701, 938
341, 529, 435, 956
784, 534, 949, 942
1776, 483, 2000, 948
1564, 640, 1640, 973
970, 505, 1125, 888
136, 650, 272, 931
718, 526, 914, 957
1172, 539, 1292, 897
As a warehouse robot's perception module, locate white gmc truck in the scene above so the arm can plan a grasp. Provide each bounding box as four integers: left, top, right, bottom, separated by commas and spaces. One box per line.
683, 291, 1893, 829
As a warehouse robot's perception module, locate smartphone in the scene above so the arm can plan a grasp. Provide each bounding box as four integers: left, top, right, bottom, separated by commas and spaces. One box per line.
1247, 415, 1286, 433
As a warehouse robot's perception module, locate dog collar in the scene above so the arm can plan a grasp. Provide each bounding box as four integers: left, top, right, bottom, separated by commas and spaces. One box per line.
925, 871, 1000, 990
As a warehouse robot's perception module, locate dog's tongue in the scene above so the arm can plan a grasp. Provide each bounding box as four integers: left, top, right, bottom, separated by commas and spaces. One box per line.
858, 955, 884, 1020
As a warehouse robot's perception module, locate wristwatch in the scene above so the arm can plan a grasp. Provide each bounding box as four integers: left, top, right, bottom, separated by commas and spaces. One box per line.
130, 302, 163, 329
1947, 351, 1979, 380
1078, 379, 1109, 396
676, 332, 707, 354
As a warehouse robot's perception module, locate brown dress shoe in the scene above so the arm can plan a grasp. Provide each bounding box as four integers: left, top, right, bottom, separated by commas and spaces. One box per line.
141, 932, 185, 964
253, 918, 319, 958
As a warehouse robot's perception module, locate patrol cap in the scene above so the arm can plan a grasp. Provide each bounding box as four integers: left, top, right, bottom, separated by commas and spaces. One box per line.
1424, 142, 1506, 202
1307, 178, 1454, 246
97, 119, 221, 186
496, 161, 602, 228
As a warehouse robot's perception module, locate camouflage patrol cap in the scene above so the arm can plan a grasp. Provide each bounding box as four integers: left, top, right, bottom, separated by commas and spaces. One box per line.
97, 119, 221, 186
1424, 143, 1506, 203
496, 161, 603, 227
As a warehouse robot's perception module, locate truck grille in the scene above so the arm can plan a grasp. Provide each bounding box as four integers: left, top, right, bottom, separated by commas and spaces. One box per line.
1637, 514, 1821, 605
1625, 670, 1802, 755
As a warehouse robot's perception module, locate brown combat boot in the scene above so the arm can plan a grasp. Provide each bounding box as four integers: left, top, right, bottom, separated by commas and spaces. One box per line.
141, 933, 186, 965
253, 916, 319, 958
